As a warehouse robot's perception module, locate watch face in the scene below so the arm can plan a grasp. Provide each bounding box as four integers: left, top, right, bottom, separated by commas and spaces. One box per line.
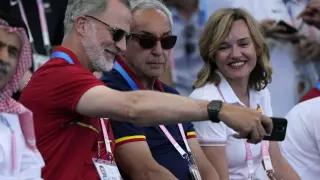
209, 101, 221, 111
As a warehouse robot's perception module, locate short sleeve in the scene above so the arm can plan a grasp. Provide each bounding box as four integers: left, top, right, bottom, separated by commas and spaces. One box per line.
101, 71, 147, 147
20, 62, 103, 113
110, 120, 147, 147
193, 121, 227, 146
48, 65, 103, 112
184, 123, 196, 139
189, 86, 228, 146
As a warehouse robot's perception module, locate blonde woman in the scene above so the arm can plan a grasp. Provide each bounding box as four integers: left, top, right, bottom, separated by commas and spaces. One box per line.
190, 8, 300, 180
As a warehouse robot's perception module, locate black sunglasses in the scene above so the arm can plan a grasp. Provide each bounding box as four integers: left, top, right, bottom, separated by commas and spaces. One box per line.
84, 15, 132, 43
131, 33, 177, 50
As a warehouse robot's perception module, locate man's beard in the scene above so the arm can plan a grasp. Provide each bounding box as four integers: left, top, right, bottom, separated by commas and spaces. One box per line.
81, 31, 115, 72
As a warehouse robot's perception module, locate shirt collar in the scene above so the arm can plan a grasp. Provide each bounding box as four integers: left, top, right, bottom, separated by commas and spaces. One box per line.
217, 71, 261, 109
53, 46, 81, 66
115, 56, 164, 91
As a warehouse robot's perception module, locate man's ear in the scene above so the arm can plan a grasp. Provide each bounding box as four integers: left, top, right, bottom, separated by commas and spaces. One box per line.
75, 16, 87, 36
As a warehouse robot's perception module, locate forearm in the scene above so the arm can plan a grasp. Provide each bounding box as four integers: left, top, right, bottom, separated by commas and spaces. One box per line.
198, 165, 220, 180
123, 90, 209, 126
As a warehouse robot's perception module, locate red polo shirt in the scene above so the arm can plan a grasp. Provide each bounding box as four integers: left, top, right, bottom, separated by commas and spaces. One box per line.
20, 46, 115, 180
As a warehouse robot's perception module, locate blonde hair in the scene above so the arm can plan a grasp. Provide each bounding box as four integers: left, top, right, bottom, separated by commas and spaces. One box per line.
194, 8, 272, 91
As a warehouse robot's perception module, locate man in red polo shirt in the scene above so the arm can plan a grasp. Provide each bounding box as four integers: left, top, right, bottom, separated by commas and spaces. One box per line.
19, 0, 274, 179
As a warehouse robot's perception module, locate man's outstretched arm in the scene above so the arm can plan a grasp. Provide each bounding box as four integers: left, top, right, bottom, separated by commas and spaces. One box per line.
76, 85, 272, 143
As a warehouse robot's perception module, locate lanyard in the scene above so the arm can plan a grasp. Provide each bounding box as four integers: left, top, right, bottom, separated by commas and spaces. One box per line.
0, 114, 17, 174
159, 124, 191, 159
113, 60, 192, 159
17, 0, 51, 55
100, 118, 114, 161
216, 86, 274, 179
50, 51, 114, 160
17, 0, 33, 43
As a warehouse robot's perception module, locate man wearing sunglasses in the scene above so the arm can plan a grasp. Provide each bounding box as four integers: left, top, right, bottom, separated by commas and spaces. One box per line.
101, 1, 218, 179
19, 0, 272, 179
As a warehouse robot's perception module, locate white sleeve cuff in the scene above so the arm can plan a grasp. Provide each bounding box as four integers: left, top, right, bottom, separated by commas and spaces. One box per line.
198, 138, 226, 146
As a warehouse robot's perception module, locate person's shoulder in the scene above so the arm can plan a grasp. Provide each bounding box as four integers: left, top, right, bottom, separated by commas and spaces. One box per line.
100, 69, 131, 91
160, 82, 180, 95
35, 58, 90, 76
189, 83, 219, 100
295, 97, 320, 111
300, 88, 320, 102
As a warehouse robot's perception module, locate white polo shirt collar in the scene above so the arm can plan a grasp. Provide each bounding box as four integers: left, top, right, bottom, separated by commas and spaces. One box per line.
217, 71, 262, 110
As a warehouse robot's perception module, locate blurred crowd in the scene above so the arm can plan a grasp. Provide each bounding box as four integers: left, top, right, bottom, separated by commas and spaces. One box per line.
2, 0, 319, 116
0, 0, 319, 180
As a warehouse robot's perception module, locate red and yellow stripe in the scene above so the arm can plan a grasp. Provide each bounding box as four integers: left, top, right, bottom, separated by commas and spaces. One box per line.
115, 135, 146, 147
257, 104, 262, 113
187, 131, 197, 139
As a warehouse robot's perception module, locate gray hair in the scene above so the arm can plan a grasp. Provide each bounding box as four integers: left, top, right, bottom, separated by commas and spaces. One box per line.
130, 0, 173, 28
63, 0, 131, 36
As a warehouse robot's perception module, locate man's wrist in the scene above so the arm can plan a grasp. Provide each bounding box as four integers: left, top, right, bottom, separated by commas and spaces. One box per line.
207, 100, 223, 123
217, 103, 228, 123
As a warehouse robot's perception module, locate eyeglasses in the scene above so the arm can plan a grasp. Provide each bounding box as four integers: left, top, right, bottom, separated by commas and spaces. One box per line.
84, 15, 132, 43
131, 33, 177, 49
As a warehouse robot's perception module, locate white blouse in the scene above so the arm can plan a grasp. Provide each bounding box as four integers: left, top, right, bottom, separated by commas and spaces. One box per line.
190, 75, 273, 180
0, 112, 44, 180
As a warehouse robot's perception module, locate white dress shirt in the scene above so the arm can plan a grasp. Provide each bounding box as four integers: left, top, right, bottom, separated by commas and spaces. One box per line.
0, 112, 44, 180
190, 73, 272, 180
280, 97, 320, 180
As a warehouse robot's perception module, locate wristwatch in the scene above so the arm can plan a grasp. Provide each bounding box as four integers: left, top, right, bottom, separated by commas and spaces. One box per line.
207, 100, 223, 123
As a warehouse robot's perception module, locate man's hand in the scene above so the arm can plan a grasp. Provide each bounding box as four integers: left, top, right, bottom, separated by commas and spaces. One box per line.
298, 0, 320, 29
297, 38, 320, 60
260, 19, 301, 42
218, 103, 273, 144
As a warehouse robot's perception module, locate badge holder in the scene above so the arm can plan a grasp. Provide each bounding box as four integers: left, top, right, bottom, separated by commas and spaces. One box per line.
159, 124, 202, 180
187, 153, 202, 180
92, 118, 122, 180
